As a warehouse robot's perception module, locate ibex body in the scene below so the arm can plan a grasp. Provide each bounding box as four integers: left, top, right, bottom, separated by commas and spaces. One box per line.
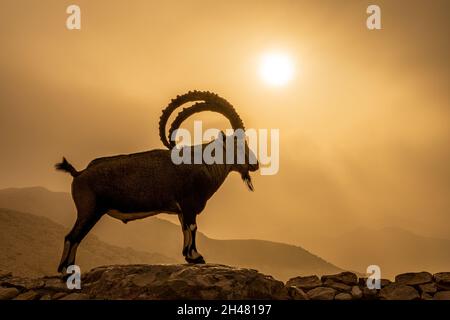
56, 91, 258, 273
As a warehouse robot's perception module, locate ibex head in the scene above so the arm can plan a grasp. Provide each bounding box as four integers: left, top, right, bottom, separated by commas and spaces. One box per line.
159, 91, 259, 191
216, 131, 259, 191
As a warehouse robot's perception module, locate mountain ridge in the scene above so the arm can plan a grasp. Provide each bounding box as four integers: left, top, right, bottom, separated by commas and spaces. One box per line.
306, 226, 450, 279
0, 187, 342, 281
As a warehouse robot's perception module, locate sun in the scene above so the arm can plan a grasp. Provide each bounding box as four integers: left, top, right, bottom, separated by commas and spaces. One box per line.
259, 52, 295, 87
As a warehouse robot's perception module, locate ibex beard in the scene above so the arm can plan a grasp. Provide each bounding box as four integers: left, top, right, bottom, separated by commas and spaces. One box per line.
55, 91, 259, 274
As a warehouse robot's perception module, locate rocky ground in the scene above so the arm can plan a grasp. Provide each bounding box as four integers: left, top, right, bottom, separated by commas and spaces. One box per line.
0, 264, 449, 300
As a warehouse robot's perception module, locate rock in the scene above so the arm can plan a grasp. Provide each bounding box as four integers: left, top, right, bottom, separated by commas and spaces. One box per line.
42, 276, 71, 292
335, 293, 352, 300
380, 279, 392, 288
321, 272, 358, 286
323, 279, 351, 292
358, 278, 391, 288
358, 278, 366, 286
433, 272, 450, 291
419, 282, 437, 294
82, 264, 290, 300
0, 265, 448, 301
362, 287, 378, 300
433, 291, 450, 300
379, 284, 420, 300
13, 290, 40, 300
1, 277, 45, 291
395, 272, 433, 286
307, 287, 336, 300
60, 293, 90, 300
286, 275, 322, 291
51, 292, 67, 300
0, 270, 12, 280
0, 287, 20, 300
351, 286, 363, 299
421, 293, 433, 300
81, 266, 108, 284
287, 286, 309, 300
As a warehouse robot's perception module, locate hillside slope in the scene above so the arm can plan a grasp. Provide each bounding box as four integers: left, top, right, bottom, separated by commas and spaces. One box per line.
0, 208, 175, 277
0, 187, 74, 226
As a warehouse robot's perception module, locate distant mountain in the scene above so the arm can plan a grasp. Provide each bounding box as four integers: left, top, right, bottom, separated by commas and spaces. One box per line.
0, 187, 342, 281
307, 227, 450, 279
0, 187, 74, 226
0, 208, 175, 277
92, 218, 341, 280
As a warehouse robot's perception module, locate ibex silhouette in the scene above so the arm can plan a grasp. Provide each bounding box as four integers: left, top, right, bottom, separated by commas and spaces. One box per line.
55, 91, 259, 273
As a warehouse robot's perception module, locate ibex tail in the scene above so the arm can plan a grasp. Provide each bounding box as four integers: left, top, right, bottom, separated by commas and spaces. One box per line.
55, 157, 80, 177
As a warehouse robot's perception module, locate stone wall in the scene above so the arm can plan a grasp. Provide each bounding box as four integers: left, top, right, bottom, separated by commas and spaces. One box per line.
0, 265, 449, 300
287, 271, 450, 300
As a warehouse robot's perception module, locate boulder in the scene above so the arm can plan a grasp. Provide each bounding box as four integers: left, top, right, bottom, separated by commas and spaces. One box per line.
433, 291, 450, 300
286, 275, 322, 291
323, 279, 352, 292
287, 286, 309, 300
51, 292, 67, 300
362, 287, 378, 300
306, 287, 336, 300
321, 272, 358, 286
358, 278, 390, 288
13, 290, 40, 300
395, 272, 432, 286
81, 264, 290, 300
1, 277, 45, 291
0, 287, 20, 300
0, 270, 12, 280
380, 279, 392, 288
418, 282, 437, 294
421, 293, 433, 300
42, 276, 71, 292
379, 284, 420, 300
335, 293, 352, 300
433, 272, 450, 291
351, 286, 363, 299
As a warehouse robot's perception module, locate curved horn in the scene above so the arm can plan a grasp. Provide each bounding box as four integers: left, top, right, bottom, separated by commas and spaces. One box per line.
168, 101, 245, 148
159, 91, 244, 148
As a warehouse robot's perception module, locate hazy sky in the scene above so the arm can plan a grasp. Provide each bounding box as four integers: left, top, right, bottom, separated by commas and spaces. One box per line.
0, 0, 449, 246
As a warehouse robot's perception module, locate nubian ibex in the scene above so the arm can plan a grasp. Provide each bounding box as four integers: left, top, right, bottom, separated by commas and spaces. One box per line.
55, 91, 258, 273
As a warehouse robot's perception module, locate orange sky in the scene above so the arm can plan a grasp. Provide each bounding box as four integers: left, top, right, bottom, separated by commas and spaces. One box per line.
0, 0, 449, 246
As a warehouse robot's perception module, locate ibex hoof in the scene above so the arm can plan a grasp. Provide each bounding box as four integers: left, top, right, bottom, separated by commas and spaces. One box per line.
59, 272, 71, 282
186, 256, 206, 264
